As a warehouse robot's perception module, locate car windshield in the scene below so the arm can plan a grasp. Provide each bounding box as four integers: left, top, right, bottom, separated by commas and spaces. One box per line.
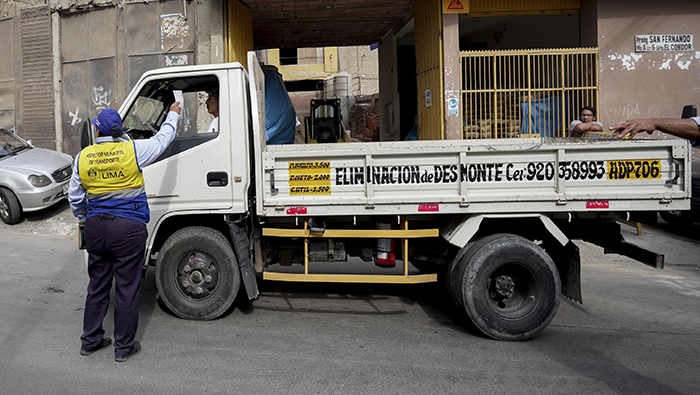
0, 128, 31, 158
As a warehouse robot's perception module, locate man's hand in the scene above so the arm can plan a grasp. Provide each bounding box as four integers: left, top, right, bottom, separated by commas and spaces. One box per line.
170, 102, 182, 114
611, 118, 700, 141
609, 119, 656, 138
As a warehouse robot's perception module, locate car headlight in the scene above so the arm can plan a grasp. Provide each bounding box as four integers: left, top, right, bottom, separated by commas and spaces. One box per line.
28, 174, 52, 187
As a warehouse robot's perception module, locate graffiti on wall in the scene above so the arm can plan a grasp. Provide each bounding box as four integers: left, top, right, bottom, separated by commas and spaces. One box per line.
68, 107, 82, 127
92, 86, 112, 111
161, 13, 190, 50
605, 51, 700, 72
603, 103, 641, 120
165, 54, 188, 67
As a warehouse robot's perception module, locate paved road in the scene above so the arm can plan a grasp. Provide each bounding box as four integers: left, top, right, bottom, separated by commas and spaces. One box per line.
1, 218, 699, 394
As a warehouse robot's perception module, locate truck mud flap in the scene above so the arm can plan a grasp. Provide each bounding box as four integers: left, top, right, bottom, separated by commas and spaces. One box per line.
546, 240, 582, 303
228, 221, 259, 300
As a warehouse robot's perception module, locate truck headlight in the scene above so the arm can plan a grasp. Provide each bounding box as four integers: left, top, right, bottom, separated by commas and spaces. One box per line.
28, 174, 52, 187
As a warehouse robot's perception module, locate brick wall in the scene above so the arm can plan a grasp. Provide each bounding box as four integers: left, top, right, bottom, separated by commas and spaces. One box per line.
289, 91, 318, 122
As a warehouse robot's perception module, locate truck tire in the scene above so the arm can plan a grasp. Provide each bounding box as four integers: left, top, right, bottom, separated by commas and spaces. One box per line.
156, 226, 241, 320
452, 234, 561, 341
659, 210, 696, 227
0, 188, 21, 225
445, 241, 473, 305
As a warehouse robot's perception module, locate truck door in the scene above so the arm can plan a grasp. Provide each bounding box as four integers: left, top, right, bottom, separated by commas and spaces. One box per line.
119, 70, 235, 224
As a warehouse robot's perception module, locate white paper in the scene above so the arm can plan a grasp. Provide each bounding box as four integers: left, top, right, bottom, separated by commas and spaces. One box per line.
173, 90, 184, 107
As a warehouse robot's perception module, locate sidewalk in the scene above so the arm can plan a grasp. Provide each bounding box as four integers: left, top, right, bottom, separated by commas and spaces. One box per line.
0, 199, 77, 238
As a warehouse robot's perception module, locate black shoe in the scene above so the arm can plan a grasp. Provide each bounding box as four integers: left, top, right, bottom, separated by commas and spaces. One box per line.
80, 338, 112, 356
115, 341, 141, 362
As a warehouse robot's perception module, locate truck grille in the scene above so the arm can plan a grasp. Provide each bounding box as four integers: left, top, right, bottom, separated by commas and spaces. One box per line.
51, 165, 72, 183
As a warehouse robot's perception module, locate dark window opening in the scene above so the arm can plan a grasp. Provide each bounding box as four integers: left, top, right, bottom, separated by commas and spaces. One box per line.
284, 79, 320, 92
279, 48, 298, 65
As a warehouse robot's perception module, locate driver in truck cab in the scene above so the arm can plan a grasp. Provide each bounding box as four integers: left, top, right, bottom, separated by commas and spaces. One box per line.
205, 86, 220, 134
68, 103, 181, 362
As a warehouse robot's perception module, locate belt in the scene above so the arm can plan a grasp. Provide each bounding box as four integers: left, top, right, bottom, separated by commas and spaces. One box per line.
98, 213, 116, 220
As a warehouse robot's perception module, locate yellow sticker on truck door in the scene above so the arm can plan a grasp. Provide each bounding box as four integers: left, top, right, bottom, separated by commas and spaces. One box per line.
607, 159, 661, 180
289, 161, 331, 195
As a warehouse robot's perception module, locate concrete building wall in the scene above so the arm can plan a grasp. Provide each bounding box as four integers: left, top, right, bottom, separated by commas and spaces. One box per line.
459, 14, 579, 51
0, 0, 221, 153
0, 17, 18, 132
339, 45, 379, 96
289, 91, 318, 122
597, 0, 700, 129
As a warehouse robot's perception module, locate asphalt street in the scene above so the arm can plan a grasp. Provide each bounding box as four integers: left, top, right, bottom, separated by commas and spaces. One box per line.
0, 206, 699, 394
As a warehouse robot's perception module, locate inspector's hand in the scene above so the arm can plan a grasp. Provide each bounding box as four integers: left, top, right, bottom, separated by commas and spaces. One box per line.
170, 102, 182, 114
609, 119, 656, 139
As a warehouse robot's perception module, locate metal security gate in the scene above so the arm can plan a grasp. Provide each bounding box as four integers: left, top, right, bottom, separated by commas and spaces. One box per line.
460, 48, 598, 139
20, 6, 54, 149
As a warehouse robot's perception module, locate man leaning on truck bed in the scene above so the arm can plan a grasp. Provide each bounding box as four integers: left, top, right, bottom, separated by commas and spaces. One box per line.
569, 106, 603, 137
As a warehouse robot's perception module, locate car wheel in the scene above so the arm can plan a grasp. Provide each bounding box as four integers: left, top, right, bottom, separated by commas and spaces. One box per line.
0, 188, 21, 225
155, 226, 241, 320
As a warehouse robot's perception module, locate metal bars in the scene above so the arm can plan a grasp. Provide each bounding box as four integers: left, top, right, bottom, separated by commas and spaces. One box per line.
460, 48, 598, 139
261, 217, 440, 284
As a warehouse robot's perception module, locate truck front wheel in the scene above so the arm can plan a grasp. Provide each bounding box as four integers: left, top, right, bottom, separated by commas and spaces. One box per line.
451, 234, 561, 341
156, 227, 241, 320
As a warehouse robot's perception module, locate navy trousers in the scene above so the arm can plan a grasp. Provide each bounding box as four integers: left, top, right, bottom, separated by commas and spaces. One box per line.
81, 214, 147, 357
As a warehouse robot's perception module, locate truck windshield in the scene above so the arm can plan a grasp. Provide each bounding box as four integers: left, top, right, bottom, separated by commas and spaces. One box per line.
122, 77, 220, 139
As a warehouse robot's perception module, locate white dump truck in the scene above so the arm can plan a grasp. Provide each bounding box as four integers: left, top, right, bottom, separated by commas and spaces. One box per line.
97, 52, 691, 341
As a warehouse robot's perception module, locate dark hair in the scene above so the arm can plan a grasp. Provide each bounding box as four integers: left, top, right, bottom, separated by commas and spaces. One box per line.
110, 125, 124, 138
581, 105, 596, 117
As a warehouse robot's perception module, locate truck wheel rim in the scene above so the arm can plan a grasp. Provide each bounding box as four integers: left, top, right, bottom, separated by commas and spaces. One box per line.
485, 262, 538, 319
176, 251, 219, 300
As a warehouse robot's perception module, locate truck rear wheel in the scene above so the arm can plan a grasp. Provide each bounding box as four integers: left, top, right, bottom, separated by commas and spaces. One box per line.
156, 226, 240, 320
451, 234, 561, 341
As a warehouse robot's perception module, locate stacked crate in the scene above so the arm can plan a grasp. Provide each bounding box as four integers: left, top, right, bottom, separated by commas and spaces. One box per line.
462, 92, 523, 139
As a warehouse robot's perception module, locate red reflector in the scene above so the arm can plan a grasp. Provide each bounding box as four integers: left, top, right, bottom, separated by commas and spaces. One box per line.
586, 201, 610, 209
286, 207, 308, 215
418, 204, 439, 212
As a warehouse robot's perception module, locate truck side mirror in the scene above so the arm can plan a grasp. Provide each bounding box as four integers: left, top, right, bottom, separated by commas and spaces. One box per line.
80, 118, 93, 149
681, 104, 696, 119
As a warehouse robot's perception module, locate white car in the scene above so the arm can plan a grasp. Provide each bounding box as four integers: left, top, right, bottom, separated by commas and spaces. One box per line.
0, 128, 73, 225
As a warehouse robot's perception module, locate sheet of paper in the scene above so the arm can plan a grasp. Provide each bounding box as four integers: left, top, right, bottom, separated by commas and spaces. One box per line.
173, 90, 184, 107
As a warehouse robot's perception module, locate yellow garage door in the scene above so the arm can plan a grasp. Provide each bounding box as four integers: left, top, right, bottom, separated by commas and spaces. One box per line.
414, 0, 444, 140
226, 0, 253, 70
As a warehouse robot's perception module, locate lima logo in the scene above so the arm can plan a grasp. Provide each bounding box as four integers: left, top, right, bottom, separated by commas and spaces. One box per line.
88, 169, 98, 180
